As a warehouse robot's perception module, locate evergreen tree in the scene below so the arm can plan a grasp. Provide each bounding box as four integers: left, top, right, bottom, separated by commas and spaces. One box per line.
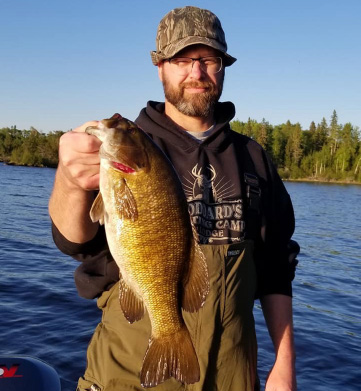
301, 121, 316, 156
255, 119, 269, 150
244, 118, 254, 138
329, 110, 340, 156
271, 125, 287, 167
315, 118, 328, 152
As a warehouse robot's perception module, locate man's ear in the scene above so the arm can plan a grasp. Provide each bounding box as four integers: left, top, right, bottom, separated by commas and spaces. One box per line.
158, 63, 163, 82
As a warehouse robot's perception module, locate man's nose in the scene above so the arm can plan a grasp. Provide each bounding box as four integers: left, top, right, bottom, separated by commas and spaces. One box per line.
189, 59, 203, 78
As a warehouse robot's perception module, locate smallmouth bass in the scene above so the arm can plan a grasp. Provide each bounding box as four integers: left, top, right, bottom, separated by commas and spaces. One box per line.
86, 114, 209, 388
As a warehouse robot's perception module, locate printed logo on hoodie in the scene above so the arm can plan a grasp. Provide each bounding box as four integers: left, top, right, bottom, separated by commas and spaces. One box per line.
183, 164, 245, 244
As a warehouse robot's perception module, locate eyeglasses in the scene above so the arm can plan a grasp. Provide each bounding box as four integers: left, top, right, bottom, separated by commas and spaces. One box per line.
166, 56, 223, 76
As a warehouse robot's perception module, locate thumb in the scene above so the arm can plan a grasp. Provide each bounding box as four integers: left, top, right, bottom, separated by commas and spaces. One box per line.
72, 120, 100, 133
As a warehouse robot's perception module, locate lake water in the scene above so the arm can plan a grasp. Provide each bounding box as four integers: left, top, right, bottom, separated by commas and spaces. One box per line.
0, 163, 360, 391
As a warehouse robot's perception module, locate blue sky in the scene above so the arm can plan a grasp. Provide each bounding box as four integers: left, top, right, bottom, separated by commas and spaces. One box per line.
1, 0, 360, 132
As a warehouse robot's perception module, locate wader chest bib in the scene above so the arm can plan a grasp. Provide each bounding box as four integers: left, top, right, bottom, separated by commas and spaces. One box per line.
77, 240, 259, 391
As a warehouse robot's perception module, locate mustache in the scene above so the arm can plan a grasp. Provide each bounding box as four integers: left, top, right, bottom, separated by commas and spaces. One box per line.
180, 81, 215, 90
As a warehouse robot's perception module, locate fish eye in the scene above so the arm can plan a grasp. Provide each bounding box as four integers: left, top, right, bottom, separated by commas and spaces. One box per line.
126, 123, 138, 134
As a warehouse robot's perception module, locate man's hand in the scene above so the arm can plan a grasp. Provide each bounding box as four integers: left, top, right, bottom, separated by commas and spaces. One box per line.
49, 120, 103, 243
58, 121, 102, 191
265, 357, 296, 391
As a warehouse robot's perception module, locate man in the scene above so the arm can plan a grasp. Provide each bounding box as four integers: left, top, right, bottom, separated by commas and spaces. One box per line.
49, 6, 298, 391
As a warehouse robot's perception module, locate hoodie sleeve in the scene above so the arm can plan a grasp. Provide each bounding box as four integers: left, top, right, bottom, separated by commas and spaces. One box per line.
247, 142, 299, 298
51, 222, 119, 299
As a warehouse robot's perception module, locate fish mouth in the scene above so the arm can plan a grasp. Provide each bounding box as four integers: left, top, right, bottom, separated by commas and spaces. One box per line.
110, 160, 136, 174
100, 146, 149, 174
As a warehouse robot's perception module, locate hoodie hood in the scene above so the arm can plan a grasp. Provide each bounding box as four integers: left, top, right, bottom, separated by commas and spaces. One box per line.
135, 101, 236, 152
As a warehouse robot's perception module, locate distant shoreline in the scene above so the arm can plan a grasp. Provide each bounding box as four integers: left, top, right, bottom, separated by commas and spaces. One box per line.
2, 161, 360, 185
0, 160, 57, 169
284, 178, 361, 186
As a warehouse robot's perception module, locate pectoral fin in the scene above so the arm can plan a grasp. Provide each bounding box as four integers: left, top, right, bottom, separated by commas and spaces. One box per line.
89, 192, 105, 225
182, 236, 209, 312
119, 273, 145, 323
114, 178, 138, 221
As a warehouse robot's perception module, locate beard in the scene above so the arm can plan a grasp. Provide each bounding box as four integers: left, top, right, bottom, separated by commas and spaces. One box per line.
162, 72, 224, 118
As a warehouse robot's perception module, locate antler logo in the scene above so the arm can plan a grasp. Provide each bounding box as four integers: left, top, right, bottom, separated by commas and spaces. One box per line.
184, 164, 236, 203
191, 164, 217, 203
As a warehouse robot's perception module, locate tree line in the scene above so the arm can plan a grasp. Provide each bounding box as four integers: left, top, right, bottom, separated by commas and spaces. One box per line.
231, 110, 361, 183
1, 110, 360, 183
0, 126, 64, 168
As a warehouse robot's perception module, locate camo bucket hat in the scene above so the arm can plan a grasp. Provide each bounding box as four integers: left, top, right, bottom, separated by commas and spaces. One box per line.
151, 6, 237, 66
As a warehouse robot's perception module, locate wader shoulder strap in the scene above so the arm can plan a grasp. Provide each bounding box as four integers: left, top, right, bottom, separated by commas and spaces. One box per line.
231, 131, 263, 241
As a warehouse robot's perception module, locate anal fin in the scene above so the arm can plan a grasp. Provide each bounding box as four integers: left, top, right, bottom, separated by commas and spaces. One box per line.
118, 273, 145, 323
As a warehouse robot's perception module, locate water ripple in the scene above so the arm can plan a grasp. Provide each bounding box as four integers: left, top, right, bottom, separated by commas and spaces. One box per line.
1, 165, 361, 390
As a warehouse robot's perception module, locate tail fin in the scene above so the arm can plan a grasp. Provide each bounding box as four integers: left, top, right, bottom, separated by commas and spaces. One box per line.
140, 327, 200, 388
